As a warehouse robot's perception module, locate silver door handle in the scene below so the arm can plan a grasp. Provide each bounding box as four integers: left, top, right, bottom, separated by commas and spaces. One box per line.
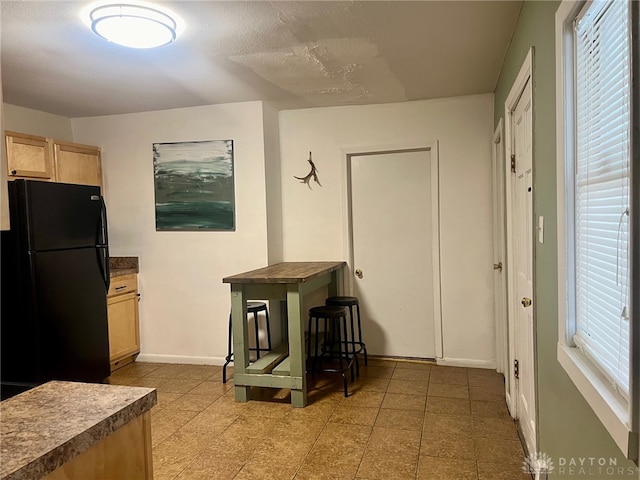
355, 269, 363, 279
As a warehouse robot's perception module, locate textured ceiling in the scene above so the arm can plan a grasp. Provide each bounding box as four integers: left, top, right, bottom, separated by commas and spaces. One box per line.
0, 1, 522, 118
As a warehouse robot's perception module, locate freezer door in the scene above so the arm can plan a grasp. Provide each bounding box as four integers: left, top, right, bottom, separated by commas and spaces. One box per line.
31, 248, 111, 382
11, 180, 105, 251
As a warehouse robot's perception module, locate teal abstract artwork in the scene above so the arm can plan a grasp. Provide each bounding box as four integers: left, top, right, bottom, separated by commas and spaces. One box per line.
153, 140, 235, 231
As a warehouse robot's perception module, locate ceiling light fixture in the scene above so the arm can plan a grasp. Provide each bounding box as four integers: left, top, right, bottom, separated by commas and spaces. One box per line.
88, 3, 180, 49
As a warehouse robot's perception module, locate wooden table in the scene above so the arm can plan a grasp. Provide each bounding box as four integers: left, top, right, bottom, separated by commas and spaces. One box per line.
223, 261, 346, 407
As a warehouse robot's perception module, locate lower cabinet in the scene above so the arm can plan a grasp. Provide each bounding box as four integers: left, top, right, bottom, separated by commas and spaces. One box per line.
107, 274, 140, 372
44, 412, 153, 480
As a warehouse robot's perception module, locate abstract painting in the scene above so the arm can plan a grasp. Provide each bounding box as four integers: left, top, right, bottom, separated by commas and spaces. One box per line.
153, 140, 235, 231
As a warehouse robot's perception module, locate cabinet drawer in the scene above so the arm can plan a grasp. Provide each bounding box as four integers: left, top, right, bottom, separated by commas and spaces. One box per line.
108, 274, 137, 297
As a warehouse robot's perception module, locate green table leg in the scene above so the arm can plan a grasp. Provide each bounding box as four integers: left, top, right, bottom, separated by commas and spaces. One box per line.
287, 285, 307, 407
231, 284, 250, 402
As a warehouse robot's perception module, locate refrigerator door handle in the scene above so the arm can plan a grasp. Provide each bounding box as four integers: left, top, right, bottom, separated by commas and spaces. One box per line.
96, 195, 109, 247
97, 195, 110, 291
99, 246, 111, 292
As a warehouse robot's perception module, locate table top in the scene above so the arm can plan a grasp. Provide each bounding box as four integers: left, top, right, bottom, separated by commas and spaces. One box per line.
0, 381, 156, 480
223, 261, 345, 284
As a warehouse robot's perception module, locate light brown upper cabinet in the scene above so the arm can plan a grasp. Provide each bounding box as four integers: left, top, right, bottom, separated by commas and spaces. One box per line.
53, 141, 103, 188
4, 131, 103, 188
5, 131, 53, 180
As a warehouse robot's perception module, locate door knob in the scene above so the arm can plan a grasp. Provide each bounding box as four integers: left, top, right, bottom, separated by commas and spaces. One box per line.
521, 297, 532, 307
493, 262, 503, 272
355, 269, 363, 279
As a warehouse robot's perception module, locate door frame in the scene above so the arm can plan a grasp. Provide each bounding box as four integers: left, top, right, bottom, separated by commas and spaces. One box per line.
504, 48, 538, 451
492, 118, 508, 379
341, 142, 444, 360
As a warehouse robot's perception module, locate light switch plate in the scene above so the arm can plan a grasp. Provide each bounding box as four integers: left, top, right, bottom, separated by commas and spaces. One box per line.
538, 216, 544, 243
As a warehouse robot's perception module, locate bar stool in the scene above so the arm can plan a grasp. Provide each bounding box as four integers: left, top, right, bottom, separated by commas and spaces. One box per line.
306, 305, 355, 397
223, 301, 271, 383
325, 296, 368, 376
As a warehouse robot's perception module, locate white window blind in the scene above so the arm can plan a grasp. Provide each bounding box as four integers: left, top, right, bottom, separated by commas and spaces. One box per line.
573, 0, 631, 397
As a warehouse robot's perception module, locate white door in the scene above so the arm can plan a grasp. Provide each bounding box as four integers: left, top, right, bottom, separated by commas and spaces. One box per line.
511, 78, 536, 452
350, 150, 435, 358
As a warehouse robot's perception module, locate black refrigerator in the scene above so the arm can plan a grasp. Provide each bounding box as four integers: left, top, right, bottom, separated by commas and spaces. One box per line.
1, 180, 111, 398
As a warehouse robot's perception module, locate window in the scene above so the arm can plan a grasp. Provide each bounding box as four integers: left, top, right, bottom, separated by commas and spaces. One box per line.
574, 0, 631, 400
556, 0, 637, 459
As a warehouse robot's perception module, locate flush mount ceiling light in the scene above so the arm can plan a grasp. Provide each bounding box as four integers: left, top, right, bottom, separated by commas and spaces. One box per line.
88, 3, 180, 49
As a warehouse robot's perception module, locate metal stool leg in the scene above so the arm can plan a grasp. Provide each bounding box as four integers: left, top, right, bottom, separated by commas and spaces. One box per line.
307, 313, 315, 376
307, 305, 352, 396
346, 314, 356, 382
223, 314, 233, 384
336, 316, 349, 396
347, 305, 360, 377
265, 307, 272, 350
253, 310, 261, 360
356, 303, 368, 365
224, 302, 269, 384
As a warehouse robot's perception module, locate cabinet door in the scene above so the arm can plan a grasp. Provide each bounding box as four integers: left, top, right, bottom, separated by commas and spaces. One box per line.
54, 141, 103, 188
107, 292, 140, 363
5, 131, 53, 180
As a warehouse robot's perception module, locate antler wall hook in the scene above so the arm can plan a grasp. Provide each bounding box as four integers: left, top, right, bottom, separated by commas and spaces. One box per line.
294, 152, 322, 189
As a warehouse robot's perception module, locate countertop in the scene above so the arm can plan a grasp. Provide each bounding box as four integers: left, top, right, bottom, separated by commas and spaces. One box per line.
223, 261, 346, 284
0, 381, 156, 480
109, 256, 139, 277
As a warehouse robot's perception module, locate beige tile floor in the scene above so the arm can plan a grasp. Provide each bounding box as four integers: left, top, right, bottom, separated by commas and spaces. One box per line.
107, 359, 531, 480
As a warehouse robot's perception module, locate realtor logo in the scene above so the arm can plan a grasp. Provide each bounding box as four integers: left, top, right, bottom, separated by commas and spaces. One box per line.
522, 451, 555, 475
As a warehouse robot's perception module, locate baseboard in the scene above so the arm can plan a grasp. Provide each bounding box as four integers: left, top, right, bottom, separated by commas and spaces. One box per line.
135, 353, 226, 366
368, 355, 437, 365
135, 353, 497, 370
436, 357, 496, 369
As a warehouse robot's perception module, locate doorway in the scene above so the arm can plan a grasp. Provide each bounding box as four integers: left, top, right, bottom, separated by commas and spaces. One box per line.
504, 49, 537, 454
345, 145, 442, 360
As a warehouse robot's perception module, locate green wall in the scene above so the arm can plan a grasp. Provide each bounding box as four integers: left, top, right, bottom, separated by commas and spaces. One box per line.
494, 2, 638, 478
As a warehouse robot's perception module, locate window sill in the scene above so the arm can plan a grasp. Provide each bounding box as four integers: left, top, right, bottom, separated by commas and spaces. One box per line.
557, 343, 638, 459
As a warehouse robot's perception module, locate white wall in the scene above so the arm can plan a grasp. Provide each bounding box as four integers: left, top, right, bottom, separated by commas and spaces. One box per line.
278, 94, 496, 366
69, 95, 495, 366
72, 101, 270, 364
263, 103, 283, 265
3, 103, 73, 140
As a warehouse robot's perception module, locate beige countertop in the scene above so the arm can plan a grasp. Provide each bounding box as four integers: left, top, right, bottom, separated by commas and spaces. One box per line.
0, 381, 156, 480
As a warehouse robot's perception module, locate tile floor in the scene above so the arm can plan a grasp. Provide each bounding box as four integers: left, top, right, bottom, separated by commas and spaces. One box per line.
107, 359, 530, 480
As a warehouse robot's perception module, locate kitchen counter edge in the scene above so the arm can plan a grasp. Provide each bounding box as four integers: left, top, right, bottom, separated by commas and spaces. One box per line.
0, 381, 156, 480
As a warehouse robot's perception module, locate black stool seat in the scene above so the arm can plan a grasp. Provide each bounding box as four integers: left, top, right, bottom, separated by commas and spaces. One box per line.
324, 296, 358, 306
223, 301, 271, 383
326, 295, 368, 374
309, 305, 348, 317
307, 305, 355, 397
247, 301, 267, 314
